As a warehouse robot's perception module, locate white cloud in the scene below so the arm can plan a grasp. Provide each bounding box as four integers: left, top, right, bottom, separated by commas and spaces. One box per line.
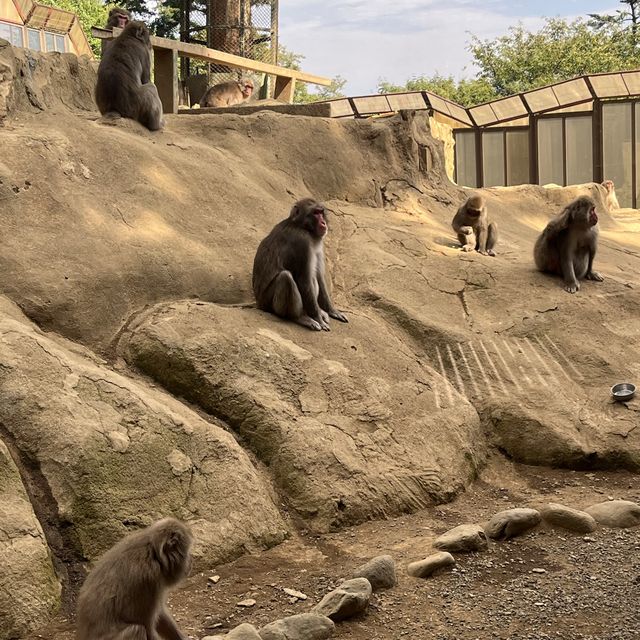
279, 2, 565, 95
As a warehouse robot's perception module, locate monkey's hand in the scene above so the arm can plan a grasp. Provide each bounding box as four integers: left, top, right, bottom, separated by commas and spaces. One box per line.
564, 281, 580, 293
459, 226, 474, 235
329, 309, 348, 323
478, 249, 496, 257
586, 271, 604, 282
318, 316, 331, 331
462, 244, 474, 252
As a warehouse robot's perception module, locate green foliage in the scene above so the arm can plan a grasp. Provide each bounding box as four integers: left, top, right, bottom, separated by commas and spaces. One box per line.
377, 74, 497, 107
469, 18, 640, 97
38, 0, 107, 56
278, 45, 346, 104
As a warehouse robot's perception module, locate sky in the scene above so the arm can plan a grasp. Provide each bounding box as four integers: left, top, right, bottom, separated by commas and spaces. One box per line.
278, 1, 620, 95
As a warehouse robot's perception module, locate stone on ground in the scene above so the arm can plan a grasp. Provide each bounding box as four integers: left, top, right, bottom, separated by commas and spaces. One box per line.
351, 554, 397, 591
484, 508, 541, 540
313, 578, 372, 621
433, 524, 489, 552
585, 500, 640, 528
259, 613, 334, 640
407, 551, 455, 578
540, 503, 597, 533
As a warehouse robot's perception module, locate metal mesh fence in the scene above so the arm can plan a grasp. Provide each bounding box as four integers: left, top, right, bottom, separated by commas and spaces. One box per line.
179, 0, 278, 105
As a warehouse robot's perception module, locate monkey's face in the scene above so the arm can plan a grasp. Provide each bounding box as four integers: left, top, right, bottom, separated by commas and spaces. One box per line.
117, 13, 129, 28
291, 199, 328, 237
603, 180, 614, 193
241, 82, 254, 98
574, 201, 598, 227
467, 207, 482, 218
308, 204, 328, 237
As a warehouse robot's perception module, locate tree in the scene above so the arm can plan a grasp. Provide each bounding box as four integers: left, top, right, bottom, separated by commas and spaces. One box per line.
469, 18, 640, 98
377, 74, 497, 107
38, 0, 107, 56
589, 1, 640, 41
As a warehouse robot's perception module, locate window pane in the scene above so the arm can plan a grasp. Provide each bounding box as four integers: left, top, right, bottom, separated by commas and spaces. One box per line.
603, 102, 632, 208
455, 131, 477, 187
482, 131, 505, 187
10, 25, 23, 47
565, 116, 593, 185
45, 32, 55, 51
55, 35, 65, 52
537, 118, 564, 185
0, 23, 11, 42
28, 29, 41, 51
506, 130, 530, 185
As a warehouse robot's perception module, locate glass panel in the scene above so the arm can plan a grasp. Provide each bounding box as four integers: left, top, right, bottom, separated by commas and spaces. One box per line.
537, 118, 564, 185
10, 25, 23, 47
506, 130, 530, 185
602, 102, 632, 208
55, 35, 65, 52
28, 29, 41, 51
454, 131, 477, 188
482, 131, 505, 187
565, 116, 593, 185
0, 23, 11, 43
45, 32, 55, 51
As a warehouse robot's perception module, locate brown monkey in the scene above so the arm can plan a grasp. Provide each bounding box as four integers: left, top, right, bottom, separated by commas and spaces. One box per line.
452, 194, 498, 256
534, 195, 604, 294
76, 518, 192, 640
106, 6, 131, 29
252, 198, 348, 331
602, 180, 620, 211
95, 21, 164, 131
199, 78, 254, 108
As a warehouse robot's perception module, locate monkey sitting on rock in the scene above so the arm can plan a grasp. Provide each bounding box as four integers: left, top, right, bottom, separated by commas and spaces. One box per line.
199, 78, 254, 108
252, 198, 348, 331
534, 195, 604, 294
76, 517, 192, 640
452, 194, 498, 256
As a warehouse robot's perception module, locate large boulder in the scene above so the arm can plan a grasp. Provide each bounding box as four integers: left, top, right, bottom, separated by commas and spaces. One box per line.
0, 297, 287, 563
0, 440, 61, 639
122, 301, 485, 531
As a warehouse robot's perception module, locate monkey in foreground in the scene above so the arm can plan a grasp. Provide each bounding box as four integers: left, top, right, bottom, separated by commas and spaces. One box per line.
106, 7, 131, 29
451, 194, 498, 256
199, 78, 254, 108
602, 180, 620, 211
95, 21, 164, 131
533, 195, 604, 294
76, 518, 192, 640
252, 198, 348, 331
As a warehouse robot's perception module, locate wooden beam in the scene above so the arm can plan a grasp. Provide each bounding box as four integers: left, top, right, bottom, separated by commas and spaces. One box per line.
91, 26, 330, 87
154, 48, 179, 115
273, 76, 295, 103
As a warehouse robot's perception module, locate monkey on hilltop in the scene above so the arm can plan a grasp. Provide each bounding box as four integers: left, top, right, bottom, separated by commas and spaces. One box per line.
252, 198, 348, 331
95, 21, 164, 131
76, 517, 192, 640
602, 180, 620, 212
199, 78, 254, 108
452, 194, 498, 256
534, 195, 604, 293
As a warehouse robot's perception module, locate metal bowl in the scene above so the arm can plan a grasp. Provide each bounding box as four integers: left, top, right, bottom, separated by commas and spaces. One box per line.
611, 382, 637, 401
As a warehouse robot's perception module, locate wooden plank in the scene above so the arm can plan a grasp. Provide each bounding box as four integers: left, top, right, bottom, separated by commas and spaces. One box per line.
273, 76, 295, 103
92, 26, 330, 86
154, 48, 179, 115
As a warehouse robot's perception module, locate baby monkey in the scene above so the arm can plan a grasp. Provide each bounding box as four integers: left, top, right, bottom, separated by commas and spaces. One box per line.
452, 194, 498, 256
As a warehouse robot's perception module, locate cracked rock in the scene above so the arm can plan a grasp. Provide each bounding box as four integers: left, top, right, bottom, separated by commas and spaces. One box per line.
313, 578, 372, 621
485, 508, 541, 540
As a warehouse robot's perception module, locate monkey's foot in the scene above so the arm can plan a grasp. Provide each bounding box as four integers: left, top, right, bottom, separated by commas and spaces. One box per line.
298, 316, 323, 331
462, 245, 474, 252
564, 282, 580, 293
586, 271, 604, 282
320, 309, 330, 324
329, 310, 349, 323
486, 249, 496, 257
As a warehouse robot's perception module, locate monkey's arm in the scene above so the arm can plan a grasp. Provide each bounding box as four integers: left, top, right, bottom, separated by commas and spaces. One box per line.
560, 243, 579, 293
585, 243, 604, 282
317, 268, 348, 323
476, 222, 488, 253
156, 609, 187, 640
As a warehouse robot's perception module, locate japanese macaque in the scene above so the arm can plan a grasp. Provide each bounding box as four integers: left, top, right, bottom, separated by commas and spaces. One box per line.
106, 7, 131, 29
602, 180, 620, 212
451, 194, 498, 256
252, 198, 348, 331
199, 78, 254, 108
534, 195, 604, 294
76, 518, 192, 640
95, 21, 164, 131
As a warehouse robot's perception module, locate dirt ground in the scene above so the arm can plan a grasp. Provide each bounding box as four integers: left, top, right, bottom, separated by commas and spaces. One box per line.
35, 458, 640, 640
